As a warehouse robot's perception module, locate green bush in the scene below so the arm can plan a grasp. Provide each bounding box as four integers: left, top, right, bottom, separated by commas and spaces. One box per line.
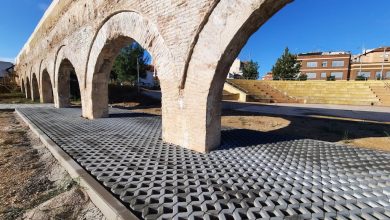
327, 76, 336, 81
298, 74, 308, 81
355, 75, 368, 81
108, 83, 137, 103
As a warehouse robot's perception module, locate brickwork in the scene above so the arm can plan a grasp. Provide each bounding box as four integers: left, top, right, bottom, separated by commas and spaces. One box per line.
350, 47, 390, 80
298, 53, 351, 80
14, 0, 292, 152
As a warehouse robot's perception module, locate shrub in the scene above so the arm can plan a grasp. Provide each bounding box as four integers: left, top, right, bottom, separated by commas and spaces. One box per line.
327, 76, 336, 81
355, 75, 368, 81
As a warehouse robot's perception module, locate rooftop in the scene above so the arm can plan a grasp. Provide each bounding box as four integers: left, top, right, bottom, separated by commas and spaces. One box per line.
298, 51, 351, 56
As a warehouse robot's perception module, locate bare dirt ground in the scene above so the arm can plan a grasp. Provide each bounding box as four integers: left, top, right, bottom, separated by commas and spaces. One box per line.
114, 98, 390, 152
0, 111, 105, 220
221, 110, 390, 152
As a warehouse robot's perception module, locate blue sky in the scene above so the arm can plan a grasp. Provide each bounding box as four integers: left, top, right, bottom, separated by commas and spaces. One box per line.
0, 0, 389, 77
0, 0, 51, 62
238, 0, 390, 76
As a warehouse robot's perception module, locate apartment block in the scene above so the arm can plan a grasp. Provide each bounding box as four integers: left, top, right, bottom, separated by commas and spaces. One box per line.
297, 52, 351, 80
350, 47, 390, 80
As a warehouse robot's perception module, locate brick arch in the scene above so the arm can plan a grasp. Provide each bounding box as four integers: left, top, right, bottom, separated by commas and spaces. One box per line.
14, 0, 293, 152
21, 78, 25, 94
31, 72, 40, 101
83, 11, 177, 119
40, 68, 54, 103
25, 76, 31, 99
38, 59, 44, 87
53, 45, 67, 89
28, 65, 33, 81
55, 58, 82, 108
165, 0, 292, 152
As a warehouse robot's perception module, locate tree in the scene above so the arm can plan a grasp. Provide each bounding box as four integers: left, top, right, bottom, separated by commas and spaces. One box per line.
242, 60, 259, 80
111, 43, 149, 84
272, 47, 302, 80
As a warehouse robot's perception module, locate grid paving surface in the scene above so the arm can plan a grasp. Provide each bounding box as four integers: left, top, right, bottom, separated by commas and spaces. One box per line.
18, 108, 390, 220
0, 103, 53, 110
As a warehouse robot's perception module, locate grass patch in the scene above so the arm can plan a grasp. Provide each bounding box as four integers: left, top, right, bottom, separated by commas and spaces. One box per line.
0, 92, 37, 104
342, 130, 351, 144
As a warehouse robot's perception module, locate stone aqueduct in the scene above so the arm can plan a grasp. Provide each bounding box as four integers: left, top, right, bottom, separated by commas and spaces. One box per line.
15, 0, 291, 152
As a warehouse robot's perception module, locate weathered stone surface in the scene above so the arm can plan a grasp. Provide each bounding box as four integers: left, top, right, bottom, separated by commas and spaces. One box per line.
15, 0, 292, 152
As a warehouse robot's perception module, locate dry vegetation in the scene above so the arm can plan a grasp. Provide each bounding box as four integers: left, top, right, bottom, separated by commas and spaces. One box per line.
0, 92, 36, 104
0, 112, 104, 220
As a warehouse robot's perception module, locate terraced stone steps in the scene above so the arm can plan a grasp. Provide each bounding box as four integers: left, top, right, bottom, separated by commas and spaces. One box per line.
222, 90, 240, 101
226, 80, 303, 103
369, 84, 390, 106
229, 80, 385, 106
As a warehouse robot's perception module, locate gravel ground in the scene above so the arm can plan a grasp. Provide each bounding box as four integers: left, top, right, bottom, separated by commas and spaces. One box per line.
0, 111, 105, 220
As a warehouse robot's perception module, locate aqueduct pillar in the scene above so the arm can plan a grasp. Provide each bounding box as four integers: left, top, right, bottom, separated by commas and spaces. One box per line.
15, 0, 292, 152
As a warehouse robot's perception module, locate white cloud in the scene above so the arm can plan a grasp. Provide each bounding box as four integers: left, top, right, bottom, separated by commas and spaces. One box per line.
0, 57, 15, 63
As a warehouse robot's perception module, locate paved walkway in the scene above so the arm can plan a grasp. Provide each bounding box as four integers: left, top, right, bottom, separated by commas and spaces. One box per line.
17, 107, 390, 220
141, 89, 390, 123
223, 102, 390, 123
0, 103, 53, 110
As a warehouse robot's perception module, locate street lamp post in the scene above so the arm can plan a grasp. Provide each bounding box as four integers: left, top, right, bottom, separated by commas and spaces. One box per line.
381, 47, 386, 80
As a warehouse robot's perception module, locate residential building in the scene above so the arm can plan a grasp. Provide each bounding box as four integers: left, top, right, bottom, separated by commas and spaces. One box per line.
297, 52, 351, 80
0, 61, 14, 79
350, 47, 390, 80
262, 72, 273, 80
227, 59, 244, 79
139, 65, 158, 88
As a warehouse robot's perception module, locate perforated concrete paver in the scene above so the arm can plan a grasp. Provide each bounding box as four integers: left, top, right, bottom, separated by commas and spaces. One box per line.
17, 108, 390, 220
0, 103, 53, 110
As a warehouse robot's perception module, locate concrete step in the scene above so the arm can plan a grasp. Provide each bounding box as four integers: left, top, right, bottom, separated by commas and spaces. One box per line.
286, 94, 377, 98
306, 100, 379, 105
228, 79, 382, 105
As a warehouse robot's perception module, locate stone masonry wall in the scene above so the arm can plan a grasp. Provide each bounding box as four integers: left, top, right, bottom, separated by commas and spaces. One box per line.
15, 0, 292, 152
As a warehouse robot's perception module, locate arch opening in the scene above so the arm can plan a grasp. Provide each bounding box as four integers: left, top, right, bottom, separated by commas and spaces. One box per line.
84, 11, 170, 120
31, 73, 40, 101
177, 0, 291, 152
90, 39, 154, 118
57, 59, 81, 108
21, 79, 25, 94
25, 77, 31, 99
41, 70, 54, 103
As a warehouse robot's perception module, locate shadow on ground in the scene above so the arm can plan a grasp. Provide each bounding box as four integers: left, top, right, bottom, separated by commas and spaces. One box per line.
16, 107, 390, 220
222, 109, 390, 144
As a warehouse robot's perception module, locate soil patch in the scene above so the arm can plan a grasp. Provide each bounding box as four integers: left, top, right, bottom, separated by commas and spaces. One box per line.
0, 111, 105, 220
115, 105, 390, 152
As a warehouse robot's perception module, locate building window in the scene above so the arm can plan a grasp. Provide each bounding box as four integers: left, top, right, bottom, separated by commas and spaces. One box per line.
322, 61, 328, 67
357, 71, 371, 78
331, 72, 343, 79
306, 72, 317, 79
332, 60, 344, 67
321, 72, 327, 78
385, 71, 390, 79
307, 62, 317, 68
376, 71, 382, 80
